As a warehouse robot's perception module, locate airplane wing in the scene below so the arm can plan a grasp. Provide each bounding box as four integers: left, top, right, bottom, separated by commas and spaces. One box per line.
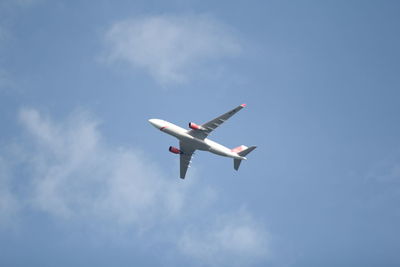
179, 141, 195, 179
188, 104, 246, 139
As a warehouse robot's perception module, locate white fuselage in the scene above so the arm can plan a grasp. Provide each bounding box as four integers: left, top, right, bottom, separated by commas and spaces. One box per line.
149, 119, 245, 160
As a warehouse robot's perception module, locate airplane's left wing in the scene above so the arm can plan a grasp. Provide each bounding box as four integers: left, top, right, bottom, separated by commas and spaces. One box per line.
179, 141, 195, 179
189, 104, 246, 139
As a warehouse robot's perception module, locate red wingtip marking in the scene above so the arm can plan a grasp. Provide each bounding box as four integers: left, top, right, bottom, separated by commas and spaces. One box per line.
241, 104, 247, 107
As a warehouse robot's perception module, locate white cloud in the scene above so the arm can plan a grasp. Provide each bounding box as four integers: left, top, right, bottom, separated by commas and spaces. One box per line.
18, 108, 188, 227
178, 209, 270, 266
103, 14, 241, 84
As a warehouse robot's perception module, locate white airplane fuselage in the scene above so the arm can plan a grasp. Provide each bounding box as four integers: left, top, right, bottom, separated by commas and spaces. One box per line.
149, 119, 246, 160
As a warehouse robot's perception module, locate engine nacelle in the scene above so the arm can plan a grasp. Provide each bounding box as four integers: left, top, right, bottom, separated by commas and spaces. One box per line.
189, 122, 205, 130
169, 146, 182, 154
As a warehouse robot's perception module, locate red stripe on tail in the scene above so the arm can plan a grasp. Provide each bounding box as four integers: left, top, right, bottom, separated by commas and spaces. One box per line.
231, 145, 247, 153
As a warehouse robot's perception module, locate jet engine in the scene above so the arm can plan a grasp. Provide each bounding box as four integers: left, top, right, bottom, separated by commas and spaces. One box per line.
189, 122, 205, 130
169, 146, 182, 154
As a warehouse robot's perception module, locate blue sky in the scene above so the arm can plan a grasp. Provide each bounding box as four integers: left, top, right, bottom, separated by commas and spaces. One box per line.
1, 0, 400, 266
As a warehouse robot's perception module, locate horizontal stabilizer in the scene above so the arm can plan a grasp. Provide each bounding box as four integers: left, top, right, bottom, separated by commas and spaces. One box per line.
238, 146, 257, 157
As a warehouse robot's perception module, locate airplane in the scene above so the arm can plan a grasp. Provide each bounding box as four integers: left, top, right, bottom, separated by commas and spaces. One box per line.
148, 104, 256, 179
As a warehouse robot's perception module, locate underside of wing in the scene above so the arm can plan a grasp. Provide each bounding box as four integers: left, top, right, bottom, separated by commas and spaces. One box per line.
188, 104, 246, 139
179, 141, 195, 179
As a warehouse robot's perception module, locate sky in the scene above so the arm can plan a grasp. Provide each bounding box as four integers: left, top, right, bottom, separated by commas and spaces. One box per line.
1, 0, 400, 266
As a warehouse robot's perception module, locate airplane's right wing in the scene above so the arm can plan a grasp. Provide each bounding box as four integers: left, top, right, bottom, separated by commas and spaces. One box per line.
179, 141, 195, 179
189, 104, 246, 139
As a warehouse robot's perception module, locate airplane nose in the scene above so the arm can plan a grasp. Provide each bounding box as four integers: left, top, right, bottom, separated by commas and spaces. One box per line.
148, 119, 161, 129
148, 119, 156, 126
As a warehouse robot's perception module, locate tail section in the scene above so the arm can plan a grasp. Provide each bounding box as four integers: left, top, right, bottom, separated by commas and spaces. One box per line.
232, 146, 257, 170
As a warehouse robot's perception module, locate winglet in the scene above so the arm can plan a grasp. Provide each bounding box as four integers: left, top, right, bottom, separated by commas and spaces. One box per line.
241, 104, 246, 107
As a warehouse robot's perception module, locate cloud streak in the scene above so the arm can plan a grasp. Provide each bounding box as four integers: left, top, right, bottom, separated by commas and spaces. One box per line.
103, 14, 241, 84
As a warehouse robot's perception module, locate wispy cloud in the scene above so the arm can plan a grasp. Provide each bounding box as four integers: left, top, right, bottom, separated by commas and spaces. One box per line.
103, 14, 241, 84
17, 108, 188, 227
179, 209, 269, 266
1, 107, 270, 264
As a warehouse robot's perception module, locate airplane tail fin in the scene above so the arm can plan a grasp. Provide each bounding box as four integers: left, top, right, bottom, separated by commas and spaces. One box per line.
232, 146, 257, 170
